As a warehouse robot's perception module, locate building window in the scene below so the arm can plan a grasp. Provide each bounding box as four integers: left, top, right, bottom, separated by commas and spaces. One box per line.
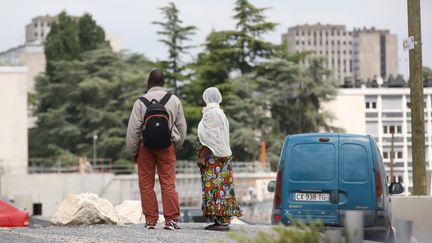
302, 31, 304, 36
302, 41, 305, 45
397, 151, 403, 159
34, 22, 37, 28
383, 125, 402, 134
337, 40, 340, 45
296, 40, 299, 45
366, 101, 377, 109
397, 125, 402, 133
296, 31, 299, 36
383, 151, 389, 159
34, 32, 38, 37
308, 30, 311, 35
331, 40, 334, 45
308, 40, 311, 45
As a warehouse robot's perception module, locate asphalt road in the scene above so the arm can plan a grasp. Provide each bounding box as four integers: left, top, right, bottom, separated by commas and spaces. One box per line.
0, 223, 272, 243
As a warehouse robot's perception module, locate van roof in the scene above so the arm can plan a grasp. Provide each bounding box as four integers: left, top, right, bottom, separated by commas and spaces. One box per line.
287, 133, 371, 139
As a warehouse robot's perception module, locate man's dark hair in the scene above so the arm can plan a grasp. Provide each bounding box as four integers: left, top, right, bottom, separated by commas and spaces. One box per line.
147, 69, 165, 88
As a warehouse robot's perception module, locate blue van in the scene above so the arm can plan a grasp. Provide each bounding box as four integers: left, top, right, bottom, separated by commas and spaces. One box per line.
267, 133, 403, 241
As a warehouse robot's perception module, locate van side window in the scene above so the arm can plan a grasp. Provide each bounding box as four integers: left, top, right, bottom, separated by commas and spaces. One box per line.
341, 144, 369, 182
289, 144, 335, 181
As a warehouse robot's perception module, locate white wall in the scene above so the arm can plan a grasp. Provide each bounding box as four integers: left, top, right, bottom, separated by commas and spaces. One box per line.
0, 172, 276, 218
324, 92, 366, 134
1, 173, 114, 217
391, 196, 432, 243
0, 66, 28, 175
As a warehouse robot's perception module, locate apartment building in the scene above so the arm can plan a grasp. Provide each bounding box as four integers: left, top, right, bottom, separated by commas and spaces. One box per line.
282, 24, 398, 85
326, 87, 432, 194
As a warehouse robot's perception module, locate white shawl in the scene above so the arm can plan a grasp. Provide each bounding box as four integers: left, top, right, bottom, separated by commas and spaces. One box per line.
198, 87, 232, 157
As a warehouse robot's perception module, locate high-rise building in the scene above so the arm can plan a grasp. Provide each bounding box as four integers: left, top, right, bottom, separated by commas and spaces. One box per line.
282, 23, 353, 84
25, 15, 57, 44
352, 28, 398, 82
282, 24, 398, 85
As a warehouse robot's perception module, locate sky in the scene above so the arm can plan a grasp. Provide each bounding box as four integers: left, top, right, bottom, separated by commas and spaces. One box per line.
0, 0, 431, 79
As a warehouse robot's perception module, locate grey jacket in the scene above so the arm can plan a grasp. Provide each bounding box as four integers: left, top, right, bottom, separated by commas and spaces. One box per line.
126, 86, 187, 157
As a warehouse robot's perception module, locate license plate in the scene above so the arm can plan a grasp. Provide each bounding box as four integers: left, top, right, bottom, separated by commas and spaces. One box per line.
295, 193, 329, 202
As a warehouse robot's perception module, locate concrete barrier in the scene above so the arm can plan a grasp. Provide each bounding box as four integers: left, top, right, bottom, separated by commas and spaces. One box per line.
391, 196, 432, 243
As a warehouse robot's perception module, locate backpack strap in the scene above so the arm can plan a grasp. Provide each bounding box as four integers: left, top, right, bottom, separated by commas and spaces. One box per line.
159, 92, 172, 106
138, 97, 151, 107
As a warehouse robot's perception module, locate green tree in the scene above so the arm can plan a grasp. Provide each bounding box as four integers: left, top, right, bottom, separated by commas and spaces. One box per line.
423, 66, 432, 80
181, 0, 279, 161
78, 13, 107, 51
152, 2, 197, 95
232, 0, 279, 74
44, 11, 108, 76
30, 48, 153, 165
44, 12, 81, 75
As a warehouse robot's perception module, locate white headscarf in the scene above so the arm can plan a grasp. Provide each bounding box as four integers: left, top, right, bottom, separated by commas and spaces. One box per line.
198, 87, 232, 157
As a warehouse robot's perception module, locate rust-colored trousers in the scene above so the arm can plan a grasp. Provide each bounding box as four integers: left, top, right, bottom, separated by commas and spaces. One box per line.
136, 143, 179, 223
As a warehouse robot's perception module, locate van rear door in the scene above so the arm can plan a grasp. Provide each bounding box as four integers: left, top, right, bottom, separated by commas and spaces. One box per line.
282, 134, 339, 225
338, 134, 376, 226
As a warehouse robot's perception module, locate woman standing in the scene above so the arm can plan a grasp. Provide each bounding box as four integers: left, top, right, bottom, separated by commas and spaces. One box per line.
196, 87, 242, 231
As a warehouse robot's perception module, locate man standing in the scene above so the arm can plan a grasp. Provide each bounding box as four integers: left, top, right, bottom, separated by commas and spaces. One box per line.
126, 69, 186, 230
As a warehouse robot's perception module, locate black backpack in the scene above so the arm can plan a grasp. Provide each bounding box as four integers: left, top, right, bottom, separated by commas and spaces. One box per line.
139, 92, 172, 149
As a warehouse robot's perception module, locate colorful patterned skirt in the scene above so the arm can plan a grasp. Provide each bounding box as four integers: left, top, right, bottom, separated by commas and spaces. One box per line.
196, 142, 242, 224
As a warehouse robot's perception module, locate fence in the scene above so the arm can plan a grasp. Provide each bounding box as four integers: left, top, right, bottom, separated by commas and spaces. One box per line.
24, 158, 273, 174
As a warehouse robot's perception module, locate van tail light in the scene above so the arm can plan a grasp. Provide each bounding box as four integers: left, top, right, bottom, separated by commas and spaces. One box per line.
274, 213, 281, 222
274, 169, 283, 208
374, 168, 384, 209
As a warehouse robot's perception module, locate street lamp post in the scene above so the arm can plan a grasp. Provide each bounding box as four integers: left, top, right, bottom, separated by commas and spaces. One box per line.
93, 134, 98, 167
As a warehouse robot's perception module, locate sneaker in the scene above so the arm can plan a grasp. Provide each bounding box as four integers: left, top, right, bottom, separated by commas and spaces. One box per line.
145, 221, 156, 229
164, 220, 181, 230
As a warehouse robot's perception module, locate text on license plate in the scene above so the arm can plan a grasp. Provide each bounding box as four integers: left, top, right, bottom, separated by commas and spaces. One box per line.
295, 193, 329, 201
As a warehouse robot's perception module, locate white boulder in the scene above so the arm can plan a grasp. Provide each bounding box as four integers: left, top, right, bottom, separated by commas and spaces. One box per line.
51, 193, 120, 226
115, 200, 145, 225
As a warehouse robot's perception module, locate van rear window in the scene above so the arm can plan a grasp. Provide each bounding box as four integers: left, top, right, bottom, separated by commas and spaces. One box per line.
341, 144, 369, 182
289, 143, 335, 182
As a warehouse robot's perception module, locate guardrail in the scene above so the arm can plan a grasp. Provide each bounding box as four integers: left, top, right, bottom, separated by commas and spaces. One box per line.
23, 159, 273, 174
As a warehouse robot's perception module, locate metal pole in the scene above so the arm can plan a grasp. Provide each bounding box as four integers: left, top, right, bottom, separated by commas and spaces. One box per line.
395, 218, 413, 243
390, 129, 395, 182
407, 0, 427, 195
345, 210, 364, 243
93, 134, 98, 167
